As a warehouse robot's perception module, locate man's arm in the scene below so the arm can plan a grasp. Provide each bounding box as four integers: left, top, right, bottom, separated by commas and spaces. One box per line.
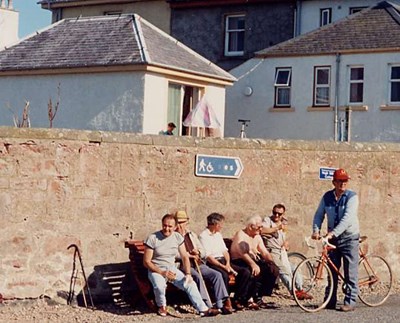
256, 236, 273, 262
178, 243, 192, 275
143, 246, 163, 274
231, 231, 260, 275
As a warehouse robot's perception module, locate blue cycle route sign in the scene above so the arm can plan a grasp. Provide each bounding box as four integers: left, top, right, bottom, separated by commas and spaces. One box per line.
195, 154, 244, 179
319, 167, 336, 180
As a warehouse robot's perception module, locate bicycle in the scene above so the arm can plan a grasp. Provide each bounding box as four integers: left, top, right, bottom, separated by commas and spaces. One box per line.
291, 236, 393, 312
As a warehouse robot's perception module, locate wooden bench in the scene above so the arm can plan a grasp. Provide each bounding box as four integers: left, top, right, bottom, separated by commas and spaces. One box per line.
125, 240, 157, 311
125, 239, 236, 309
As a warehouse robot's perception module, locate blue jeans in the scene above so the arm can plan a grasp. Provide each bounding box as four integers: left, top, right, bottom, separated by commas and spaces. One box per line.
271, 249, 303, 292
147, 265, 208, 312
327, 234, 359, 307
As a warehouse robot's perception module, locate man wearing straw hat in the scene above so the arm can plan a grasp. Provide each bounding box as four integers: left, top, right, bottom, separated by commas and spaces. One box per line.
175, 210, 233, 315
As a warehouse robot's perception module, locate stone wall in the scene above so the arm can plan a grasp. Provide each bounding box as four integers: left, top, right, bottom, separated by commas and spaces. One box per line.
0, 127, 399, 301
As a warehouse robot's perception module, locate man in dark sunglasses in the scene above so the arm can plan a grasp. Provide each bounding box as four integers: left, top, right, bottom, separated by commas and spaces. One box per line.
262, 204, 311, 300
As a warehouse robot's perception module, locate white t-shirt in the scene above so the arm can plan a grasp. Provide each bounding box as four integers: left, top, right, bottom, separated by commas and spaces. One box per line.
199, 228, 227, 258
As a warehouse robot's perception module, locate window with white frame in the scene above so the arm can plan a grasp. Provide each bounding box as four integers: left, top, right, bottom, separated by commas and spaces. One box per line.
320, 8, 332, 26
224, 14, 245, 56
313, 66, 331, 106
274, 68, 291, 107
349, 67, 364, 103
349, 7, 367, 14
390, 66, 400, 103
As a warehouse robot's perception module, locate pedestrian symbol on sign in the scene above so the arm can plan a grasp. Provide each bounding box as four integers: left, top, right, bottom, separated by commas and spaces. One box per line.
198, 158, 214, 173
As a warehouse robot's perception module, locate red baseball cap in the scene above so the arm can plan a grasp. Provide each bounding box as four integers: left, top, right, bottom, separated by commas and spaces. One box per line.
333, 168, 350, 180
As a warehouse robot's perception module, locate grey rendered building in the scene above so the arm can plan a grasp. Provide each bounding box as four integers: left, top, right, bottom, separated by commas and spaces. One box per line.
168, 0, 296, 70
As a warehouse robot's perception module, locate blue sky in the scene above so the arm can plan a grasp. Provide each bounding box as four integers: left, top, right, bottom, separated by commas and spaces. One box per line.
13, 0, 52, 38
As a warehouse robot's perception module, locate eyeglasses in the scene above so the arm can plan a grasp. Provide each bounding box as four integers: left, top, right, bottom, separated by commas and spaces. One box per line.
273, 211, 284, 216
250, 224, 263, 230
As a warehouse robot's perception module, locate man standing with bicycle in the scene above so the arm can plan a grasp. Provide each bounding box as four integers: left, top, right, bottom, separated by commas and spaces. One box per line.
312, 168, 359, 312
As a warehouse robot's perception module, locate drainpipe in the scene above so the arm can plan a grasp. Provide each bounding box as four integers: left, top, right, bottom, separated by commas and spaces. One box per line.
295, 1, 302, 36
334, 53, 341, 142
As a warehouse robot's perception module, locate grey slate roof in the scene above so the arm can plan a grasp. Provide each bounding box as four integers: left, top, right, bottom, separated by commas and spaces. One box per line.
256, 1, 400, 58
0, 14, 234, 81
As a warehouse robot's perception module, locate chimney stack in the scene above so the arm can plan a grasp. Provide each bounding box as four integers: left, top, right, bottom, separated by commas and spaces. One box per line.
8, 0, 12, 10
0, 0, 6, 9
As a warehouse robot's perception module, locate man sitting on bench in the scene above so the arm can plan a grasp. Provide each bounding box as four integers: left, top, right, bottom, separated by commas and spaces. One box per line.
143, 214, 220, 317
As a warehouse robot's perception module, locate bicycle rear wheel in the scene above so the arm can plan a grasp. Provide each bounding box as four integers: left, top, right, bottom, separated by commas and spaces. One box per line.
292, 258, 333, 313
288, 252, 313, 291
288, 251, 307, 267
358, 255, 393, 306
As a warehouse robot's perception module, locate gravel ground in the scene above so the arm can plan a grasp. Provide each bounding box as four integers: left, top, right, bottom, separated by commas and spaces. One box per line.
1, 282, 399, 323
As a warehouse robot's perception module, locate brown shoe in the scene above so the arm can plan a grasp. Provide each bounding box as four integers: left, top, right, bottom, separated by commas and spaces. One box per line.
221, 298, 233, 314
158, 306, 167, 317
232, 300, 245, 311
200, 308, 220, 317
247, 301, 260, 311
339, 305, 355, 312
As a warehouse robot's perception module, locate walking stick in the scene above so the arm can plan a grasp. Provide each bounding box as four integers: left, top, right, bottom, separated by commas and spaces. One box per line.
182, 228, 213, 307
193, 258, 213, 307
67, 244, 94, 308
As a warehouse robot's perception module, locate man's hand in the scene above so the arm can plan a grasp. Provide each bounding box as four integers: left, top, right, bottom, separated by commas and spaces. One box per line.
184, 274, 193, 287
311, 232, 320, 240
250, 263, 261, 276
325, 232, 334, 240
163, 270, 177, 281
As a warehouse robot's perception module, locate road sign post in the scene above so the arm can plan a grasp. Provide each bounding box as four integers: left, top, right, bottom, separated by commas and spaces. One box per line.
195, 154, 243, 179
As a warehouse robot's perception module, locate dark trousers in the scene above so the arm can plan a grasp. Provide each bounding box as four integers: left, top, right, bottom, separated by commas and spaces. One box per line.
232, 258, 279, 301
207, 258, 251, 304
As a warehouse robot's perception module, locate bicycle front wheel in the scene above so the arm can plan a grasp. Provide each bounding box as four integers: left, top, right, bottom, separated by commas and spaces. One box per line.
358, 255, 393, 306
292, 258, 333, 313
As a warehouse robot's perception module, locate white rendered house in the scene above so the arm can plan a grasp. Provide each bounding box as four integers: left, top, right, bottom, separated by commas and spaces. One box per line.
226, 1, 400, 142
0, 14, 234, 136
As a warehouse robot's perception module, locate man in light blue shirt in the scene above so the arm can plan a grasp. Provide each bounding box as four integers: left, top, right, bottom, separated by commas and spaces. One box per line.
312, 168, 359, 312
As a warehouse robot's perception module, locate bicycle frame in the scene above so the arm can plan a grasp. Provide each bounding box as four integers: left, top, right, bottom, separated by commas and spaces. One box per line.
315, 238, 378, 288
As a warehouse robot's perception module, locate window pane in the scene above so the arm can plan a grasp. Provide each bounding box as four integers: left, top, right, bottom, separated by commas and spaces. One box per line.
316, 87, 329, 105
275, 70, 290, 86
228, 16, 245, 30
350, 68, 364, 80
391, 66, 400, 79
228, 31, 244, 52
277, 88, 290, 105
391, 81, 400, 102
168, 84, 182, 135
317, 69, 329, 85
350, 83, 363, 103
